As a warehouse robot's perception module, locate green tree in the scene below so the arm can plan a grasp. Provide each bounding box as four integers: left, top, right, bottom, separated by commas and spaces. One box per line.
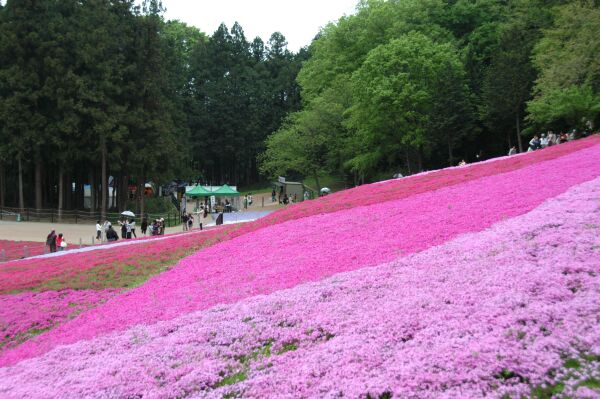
346, 32, 469, 175
528, 1, 600, 129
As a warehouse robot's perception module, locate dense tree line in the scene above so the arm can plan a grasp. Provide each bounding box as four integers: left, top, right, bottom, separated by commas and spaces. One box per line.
260, 0, 600, 188
0, 0, 304, 214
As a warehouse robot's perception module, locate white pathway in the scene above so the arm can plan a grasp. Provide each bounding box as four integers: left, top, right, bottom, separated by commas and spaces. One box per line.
5, 211, 272, 263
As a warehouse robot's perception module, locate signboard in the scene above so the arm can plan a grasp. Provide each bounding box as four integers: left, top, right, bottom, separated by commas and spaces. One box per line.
210, 195, 216, 207
278, 176, 286, 183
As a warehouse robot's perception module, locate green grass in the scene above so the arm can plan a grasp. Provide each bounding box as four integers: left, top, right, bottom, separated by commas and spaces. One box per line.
216, 371, 247, 387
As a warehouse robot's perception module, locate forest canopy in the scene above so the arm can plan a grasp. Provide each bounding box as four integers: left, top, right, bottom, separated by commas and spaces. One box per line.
1, 0, 598, 211
0, 0, 304, 213
260, 0, 600, 186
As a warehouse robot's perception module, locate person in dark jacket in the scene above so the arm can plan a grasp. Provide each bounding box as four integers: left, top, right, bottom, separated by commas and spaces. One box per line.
106, 226, 119, 242
141, 218, 148, 235
46, 230, 57, 253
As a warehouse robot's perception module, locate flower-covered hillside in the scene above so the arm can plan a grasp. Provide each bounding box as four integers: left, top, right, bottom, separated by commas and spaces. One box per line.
2, 138, 599, 368
1, 176, 598, 398
2, 136, 599, 295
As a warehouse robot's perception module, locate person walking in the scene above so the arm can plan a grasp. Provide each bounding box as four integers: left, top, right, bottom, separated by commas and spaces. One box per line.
130, 219, 137, 238
187, 213, 194, 231
46, 230, 57, 253
125, 220, 132, 239
141, 218, 148, 235
120, 220, 127, 239
56, 233, 66, 251
182, 213, 188, 231
508, 146, 517, 156
95, 221, 102, 241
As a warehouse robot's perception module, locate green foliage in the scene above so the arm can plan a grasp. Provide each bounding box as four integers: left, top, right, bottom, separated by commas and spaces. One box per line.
260, 0, 598, 183
528, 1, 600, 128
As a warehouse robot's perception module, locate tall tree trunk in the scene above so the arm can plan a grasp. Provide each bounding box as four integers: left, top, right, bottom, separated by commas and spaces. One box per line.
35, 159, 43, 210
18, 157, 25, 211
65, 171, 72, 210
447, 136, 454, 166
516, 111, 523, 153
139, 173, 145, 220
0, 163, 5, 208
417, 146, 423, 172
313, 171, 321, 193
101, 137, 107, 220
58, 166, 64, 222
90, 169, 95, 215
405, 148, 412, 174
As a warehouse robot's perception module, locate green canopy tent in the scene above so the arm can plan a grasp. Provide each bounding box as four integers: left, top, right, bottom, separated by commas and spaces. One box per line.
212, 184, 240, 197
185, 185, 212, 214
212, 184, 240, 212
186, 185, 212, 197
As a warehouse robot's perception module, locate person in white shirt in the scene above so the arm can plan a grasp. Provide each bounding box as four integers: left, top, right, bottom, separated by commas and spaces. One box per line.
129, 219, 137, 238
95, 221, 102, 241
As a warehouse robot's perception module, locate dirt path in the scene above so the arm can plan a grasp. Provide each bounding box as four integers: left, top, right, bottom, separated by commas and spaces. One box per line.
0, 220, 197, 245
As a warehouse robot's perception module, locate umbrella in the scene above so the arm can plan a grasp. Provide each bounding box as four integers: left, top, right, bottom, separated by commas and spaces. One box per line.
320, 187, 331, 194
121, 211, 135, 218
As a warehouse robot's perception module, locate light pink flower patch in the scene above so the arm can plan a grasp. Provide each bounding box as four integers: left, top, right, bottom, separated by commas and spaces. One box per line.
1, 178, 598, 398
2, 140, 599, 367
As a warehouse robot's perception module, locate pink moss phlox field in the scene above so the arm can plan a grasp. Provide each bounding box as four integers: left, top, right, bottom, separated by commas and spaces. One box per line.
1, 179, 598, 398
243, 135, 600, 227
3, 141, 599, 367
0, 289, 119, 351
0, 228, 222, 293
1, 137, 598, 295
0, 240, 46, 262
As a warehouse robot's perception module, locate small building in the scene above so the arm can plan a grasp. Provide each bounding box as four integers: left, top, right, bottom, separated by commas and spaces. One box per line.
273, 180, 307, 202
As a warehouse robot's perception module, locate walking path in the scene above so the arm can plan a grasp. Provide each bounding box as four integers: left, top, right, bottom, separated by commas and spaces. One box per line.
0, 210, 273, 263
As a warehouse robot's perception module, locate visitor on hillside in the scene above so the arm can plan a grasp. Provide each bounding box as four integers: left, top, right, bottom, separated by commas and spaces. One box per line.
529, 135, 541, 151
559, 132, 568, 144
106, 226, 119, 242
271, 188, 276, 202
540, 133, 549, 148
304, 190, 310, 201
125, 220, 132, 239
248, 194, 253, 206
187, 213, 194, 230
283, 194, 289, 205
458, 159, 467, 166
120, 220, 127, 239
225, 199, 231, 213
141, 218, 148, 235
508, 146, 517, 156
46, 230, 57, 253
547, 131, 557, 146
95, 220, 102, 241
182, 213, 188, 231
103, 220, 111, 238
243, 195, 248, 209
130, 219, 137, 238
56, 233, 66, 251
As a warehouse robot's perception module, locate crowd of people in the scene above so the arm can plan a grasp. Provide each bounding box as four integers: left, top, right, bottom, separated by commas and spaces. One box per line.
45, 230, 67, 253
519, 129, 591, 154
93, 217, 167, 242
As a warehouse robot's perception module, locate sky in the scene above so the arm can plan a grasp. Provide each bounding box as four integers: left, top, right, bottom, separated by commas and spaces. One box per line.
160, 0, 358, 51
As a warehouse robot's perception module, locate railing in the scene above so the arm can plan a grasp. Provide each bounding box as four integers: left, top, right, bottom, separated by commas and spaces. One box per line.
0, 206, 182, 227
